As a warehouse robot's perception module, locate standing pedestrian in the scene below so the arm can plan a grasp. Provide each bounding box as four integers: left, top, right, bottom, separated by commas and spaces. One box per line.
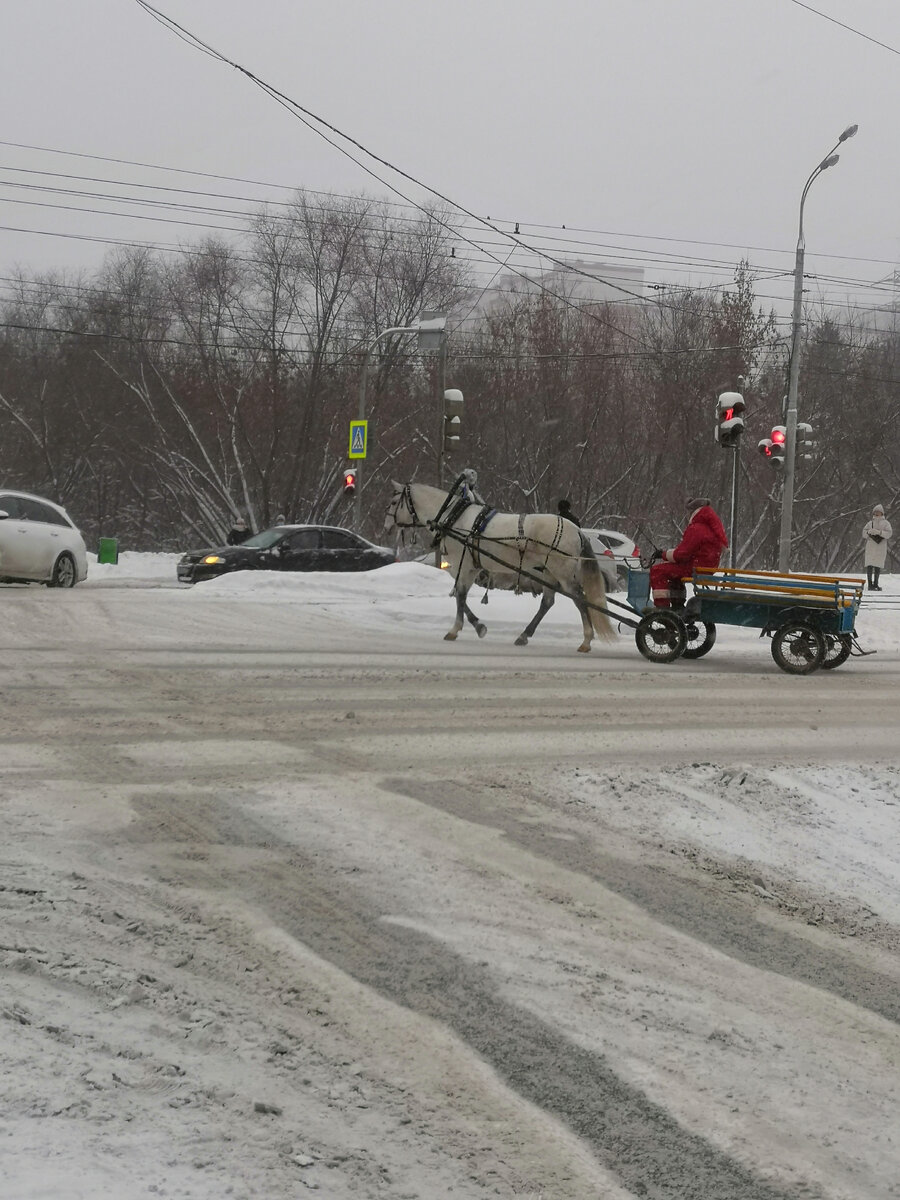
557, 498, 581, 527
862, 504, 891, 591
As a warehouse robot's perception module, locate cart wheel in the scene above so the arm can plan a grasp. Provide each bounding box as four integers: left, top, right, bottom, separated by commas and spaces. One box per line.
821, 633, 852, 670
682, 620, 716, 660
635, 611, 686, 664
771, 621, 825, 675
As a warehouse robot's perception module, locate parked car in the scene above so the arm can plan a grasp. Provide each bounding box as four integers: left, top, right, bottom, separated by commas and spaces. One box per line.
0, 489, 88, 587
177, 524, 397, 584
584, 527, 641, 589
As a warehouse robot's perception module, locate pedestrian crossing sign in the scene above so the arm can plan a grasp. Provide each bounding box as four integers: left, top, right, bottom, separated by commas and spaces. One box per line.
348, 419, 368, 460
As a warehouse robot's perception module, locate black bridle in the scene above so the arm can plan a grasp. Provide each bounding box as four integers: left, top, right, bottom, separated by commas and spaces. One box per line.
387, 484, 423, 536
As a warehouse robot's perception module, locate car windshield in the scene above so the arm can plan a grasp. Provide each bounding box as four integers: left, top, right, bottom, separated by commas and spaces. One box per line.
241, 529, 288, 550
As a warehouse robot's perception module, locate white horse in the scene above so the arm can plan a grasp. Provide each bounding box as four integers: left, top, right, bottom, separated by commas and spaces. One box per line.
385, 481, 615, 652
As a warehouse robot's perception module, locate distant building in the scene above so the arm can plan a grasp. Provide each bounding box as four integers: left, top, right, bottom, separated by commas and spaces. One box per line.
453, 258, 645, 329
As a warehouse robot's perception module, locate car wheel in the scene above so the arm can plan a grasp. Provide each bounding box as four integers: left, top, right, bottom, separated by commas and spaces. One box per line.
48, 552, 77, 588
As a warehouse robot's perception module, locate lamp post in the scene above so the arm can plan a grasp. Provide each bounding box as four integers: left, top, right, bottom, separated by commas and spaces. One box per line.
356, 323, 420, 528
356, 315, 447, 528
778, 124, 858, 572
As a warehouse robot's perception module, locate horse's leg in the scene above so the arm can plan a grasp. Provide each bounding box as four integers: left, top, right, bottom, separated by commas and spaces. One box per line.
463, 599, 487, 638
444, 586, 468, 640
570, 582, 594, 653
515, 587, 555, 646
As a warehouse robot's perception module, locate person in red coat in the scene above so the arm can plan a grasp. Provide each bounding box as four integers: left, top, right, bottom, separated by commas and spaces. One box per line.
649, 496, 728, 609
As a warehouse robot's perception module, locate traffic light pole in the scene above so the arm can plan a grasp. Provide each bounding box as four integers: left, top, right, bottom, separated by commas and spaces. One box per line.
435, 333, 447, 490
728, 442, 740, 569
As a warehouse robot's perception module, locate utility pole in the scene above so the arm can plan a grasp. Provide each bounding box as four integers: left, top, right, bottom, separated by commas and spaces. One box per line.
778, 124, 858, 573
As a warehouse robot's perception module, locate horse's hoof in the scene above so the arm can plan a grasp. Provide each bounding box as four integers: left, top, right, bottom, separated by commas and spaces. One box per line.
514, 635, 529, 646
444, 631, 458, 641
577, 644, 592, 653
476, 624, 487, 639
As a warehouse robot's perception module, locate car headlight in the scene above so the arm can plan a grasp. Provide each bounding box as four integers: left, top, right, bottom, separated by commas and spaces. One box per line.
202, 555, 226, 564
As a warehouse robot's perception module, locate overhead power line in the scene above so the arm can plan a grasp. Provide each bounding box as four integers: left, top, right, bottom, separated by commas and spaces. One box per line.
0, 315, 764, 363
130, 0, 660, 339
787, 0, 900, 56
3, 142, 895, 271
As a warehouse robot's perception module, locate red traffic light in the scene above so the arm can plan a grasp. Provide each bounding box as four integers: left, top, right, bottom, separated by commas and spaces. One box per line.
342, 468, 357, 494
715, 391, 745, 448
771, 426, 786, 445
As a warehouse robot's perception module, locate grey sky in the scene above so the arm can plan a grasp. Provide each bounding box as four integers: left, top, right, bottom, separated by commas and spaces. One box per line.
2, 0, 898, 316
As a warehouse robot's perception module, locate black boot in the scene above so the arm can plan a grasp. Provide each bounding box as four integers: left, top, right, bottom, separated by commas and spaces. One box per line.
874, 568, 882, 591
867, 567, 875, 590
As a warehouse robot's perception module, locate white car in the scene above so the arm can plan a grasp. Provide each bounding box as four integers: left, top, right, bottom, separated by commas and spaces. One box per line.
0, 489, 88, 587
584, 527, 641, 589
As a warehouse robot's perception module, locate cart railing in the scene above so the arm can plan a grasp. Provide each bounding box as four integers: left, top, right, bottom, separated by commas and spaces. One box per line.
693, 567, 863, 612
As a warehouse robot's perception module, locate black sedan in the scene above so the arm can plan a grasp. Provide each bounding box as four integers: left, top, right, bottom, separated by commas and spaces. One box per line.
177, 524, 396, 584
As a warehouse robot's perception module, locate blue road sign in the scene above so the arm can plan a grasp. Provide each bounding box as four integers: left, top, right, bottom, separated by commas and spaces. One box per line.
349, 420, 368, 459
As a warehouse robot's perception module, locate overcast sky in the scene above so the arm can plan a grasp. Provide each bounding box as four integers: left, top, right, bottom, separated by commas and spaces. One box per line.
1, 0, 898, 317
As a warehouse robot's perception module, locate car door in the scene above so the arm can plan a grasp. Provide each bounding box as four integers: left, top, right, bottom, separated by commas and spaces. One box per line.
20, 497, 66, 579
319, 528, 380, 571
0, 494, 43, 578
277, 528, 322, 570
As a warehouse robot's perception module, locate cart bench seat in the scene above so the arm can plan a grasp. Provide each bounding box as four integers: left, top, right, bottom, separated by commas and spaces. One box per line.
694, 588, 846, 610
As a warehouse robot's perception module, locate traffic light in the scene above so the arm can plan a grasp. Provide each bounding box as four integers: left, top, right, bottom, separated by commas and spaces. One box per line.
443, 388, 463, 452
797, 422, 816, 462
757, 437, 774, 461
342, 467, 357, 495
715, 391, 745, 448
769, 425, 786, 470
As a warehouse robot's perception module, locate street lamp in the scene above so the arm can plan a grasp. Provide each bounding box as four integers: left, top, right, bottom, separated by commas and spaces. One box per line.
355, 314, 447, 527
778, 123, 858, 572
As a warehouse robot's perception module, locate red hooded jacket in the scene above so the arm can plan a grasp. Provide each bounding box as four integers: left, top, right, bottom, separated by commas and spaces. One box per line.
669, 506, 728, 569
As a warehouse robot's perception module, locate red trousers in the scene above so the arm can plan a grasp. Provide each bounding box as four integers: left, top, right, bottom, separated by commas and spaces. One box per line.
649, 561, 690, 608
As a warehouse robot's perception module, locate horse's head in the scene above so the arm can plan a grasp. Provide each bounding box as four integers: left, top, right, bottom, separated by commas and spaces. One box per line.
384, 480, 418, 535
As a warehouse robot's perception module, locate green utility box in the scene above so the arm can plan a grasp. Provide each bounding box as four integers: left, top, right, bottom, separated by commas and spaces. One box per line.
97, 537, 119, 565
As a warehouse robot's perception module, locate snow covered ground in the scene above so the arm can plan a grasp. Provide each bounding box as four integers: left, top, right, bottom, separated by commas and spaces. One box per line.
3, 555, 900, 1199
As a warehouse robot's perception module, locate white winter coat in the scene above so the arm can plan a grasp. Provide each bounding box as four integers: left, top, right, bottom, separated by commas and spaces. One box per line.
862, 515, 892, 568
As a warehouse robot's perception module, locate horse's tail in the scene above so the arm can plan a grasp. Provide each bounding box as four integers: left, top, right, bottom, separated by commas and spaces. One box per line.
578, 534, 616, 641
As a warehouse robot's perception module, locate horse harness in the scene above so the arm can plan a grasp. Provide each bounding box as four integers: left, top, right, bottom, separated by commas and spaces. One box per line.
436, 502, 568, 595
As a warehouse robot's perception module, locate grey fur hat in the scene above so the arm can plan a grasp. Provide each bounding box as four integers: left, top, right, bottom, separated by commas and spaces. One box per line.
686, 495, 710, 511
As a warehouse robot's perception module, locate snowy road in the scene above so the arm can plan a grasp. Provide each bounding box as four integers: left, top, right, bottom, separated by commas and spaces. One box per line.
3, 565, 900, 1199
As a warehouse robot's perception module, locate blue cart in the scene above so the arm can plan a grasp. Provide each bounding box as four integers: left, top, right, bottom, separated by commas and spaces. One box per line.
623, 566, 865, 675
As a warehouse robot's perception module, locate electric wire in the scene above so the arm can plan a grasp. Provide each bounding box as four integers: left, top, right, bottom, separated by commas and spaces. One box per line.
129, 0, 669, 342
787, 0, 900, 56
